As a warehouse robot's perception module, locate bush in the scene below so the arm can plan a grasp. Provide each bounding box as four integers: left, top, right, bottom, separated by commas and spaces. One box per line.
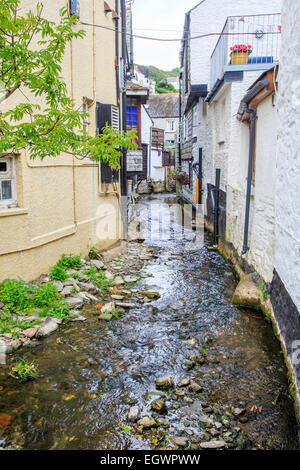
83, 267, 113, 291
0, 279, 35, 312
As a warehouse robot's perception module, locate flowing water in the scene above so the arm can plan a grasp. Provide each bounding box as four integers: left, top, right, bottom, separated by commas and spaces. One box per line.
0, 194, 299, 450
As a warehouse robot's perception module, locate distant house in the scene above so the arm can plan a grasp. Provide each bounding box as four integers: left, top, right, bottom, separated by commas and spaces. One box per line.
126, 82, 150, 181
167, 76, 180, 91
132, 65, 155, 93
146, 94, 179, 181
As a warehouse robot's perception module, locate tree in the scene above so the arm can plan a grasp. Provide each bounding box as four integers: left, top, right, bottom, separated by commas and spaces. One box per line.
155, 78, 176, 94
0, 1, 136, 167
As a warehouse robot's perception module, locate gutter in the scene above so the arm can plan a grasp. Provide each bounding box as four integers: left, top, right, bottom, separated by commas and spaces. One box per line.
121, 0, 127, 196
241, 79, 269, 255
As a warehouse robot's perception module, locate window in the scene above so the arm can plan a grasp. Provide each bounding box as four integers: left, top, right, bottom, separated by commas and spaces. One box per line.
82, 100, 90, 134
0, 157, 16, 208
126, 99, 138, 130
167, 120, 175, 132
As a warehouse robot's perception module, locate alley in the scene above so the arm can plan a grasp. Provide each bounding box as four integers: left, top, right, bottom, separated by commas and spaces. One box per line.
0, 194, 298, 451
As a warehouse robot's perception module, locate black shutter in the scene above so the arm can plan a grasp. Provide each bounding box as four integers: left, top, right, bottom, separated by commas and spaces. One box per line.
96, 103, 115, 184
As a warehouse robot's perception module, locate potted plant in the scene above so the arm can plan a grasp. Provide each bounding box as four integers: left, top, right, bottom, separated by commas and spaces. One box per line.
230, 44, 253, 65
171, 169, 190, 187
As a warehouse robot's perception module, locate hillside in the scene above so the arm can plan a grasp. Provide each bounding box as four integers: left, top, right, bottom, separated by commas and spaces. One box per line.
136, 65, 179, 83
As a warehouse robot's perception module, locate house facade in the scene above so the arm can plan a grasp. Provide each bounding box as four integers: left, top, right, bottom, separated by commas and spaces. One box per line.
0, 0, 131, 282
179, 0, 282, 210
146, 94, 179, 181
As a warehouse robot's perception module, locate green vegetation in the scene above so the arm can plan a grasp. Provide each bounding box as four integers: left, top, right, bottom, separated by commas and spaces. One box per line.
0, 278, 72, 335
50, 254, 83, 281
259, 281, 268, 300
0, 1, 137, 167
83, 267, 113, 291
10, 359, 39, 381
155, 79, 177, 94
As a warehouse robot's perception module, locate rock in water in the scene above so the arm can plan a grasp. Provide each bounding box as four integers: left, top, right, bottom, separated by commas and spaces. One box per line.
232, 279, 261, 310
101, 302, 115, 313
138, 417, 158, 429
128, 406, 140, 423
170, 436, 188, 448
99, 313, 113, 321
139, 291, 161, 299
178, 377, 190, 387
200, 440, 226, 449
91, 259, 106, 270
36, 317, 58, 338
189, 382, 203, 393
155, 376, 175, 389
151, 399, 167, 413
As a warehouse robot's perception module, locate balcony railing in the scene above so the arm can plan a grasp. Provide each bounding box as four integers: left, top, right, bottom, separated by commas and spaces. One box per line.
210, 13, 281, 90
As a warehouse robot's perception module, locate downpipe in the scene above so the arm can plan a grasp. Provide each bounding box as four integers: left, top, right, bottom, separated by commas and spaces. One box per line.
241, 105, 257, 255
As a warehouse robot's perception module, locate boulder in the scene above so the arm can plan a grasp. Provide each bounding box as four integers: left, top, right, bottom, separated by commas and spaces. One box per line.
36, 317, 58, 338
128, 406, 140, 423
53, 281, 64, 293
232, 279, 261, 310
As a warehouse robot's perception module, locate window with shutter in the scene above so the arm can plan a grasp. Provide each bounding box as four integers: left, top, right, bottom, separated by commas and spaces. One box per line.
0, 156, 17, 208
96, 102, 119, 184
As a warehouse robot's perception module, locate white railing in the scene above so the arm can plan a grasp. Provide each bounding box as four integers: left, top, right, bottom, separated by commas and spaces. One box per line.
210, 13, 281, 90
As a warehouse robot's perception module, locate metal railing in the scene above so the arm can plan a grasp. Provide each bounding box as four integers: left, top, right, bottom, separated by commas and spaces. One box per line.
210, 13, 281, 90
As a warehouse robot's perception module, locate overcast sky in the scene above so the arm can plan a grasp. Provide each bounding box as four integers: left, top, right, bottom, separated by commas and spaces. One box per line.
132, 0, 201, 71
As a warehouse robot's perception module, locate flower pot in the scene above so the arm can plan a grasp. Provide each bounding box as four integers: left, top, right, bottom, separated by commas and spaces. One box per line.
230, 52, 249, 65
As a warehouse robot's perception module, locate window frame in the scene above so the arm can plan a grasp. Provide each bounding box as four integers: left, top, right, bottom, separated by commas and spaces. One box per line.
0, 156, 17, 209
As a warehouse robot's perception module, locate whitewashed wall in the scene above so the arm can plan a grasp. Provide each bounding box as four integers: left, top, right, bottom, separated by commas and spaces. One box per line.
189, 0, 282, 89
141, 106, 153, 179
274, 0, 300, 310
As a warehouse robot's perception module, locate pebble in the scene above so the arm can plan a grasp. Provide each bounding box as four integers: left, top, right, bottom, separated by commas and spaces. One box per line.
170, 436, 188, 447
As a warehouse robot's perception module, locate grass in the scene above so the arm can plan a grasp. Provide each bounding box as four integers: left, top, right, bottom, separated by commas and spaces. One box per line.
0, 278, 72, 336
10, 359, 39, 381
83, 267, 113, 291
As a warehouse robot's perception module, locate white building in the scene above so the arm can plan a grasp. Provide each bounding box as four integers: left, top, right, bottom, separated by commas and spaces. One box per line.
132, 65, 155, 93
146, 94, 179, 181
179, 0, 282, 211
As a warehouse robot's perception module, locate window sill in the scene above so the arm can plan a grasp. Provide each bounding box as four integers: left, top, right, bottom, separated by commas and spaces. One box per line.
0, 207, 28, 217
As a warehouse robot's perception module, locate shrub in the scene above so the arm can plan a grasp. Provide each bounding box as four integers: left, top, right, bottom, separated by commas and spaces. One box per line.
0, 279, 35, 312
83, 267, 113, 291
10, 359, 39, 381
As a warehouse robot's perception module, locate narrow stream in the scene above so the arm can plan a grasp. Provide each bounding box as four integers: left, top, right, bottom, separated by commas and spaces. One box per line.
0, 194, 299, 450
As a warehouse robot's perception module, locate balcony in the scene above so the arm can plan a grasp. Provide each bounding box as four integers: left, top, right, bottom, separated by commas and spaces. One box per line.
210, 13, 281, 91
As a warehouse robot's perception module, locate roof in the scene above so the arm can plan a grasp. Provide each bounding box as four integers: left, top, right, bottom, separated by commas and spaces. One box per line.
146, 94, 179, 118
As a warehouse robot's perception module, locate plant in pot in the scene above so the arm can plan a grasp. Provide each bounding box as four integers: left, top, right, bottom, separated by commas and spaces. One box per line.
171, 169, 189, 187
230, 44, 253, 65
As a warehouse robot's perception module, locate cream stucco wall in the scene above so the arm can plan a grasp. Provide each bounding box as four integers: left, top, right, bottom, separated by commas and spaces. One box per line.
0, 0, 124, 282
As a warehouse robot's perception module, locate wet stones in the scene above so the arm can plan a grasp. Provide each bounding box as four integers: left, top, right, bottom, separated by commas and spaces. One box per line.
98, 313, 113, 321
36, 317, 58, 338
23, 327, 38, 339
233, 407, 246, 417
178, 377, 190, 387
90, 260, 106, 270
170, 436, 188, 448
151, 399, 167, 413
128, 406, 140, 423
155, 376, 174, 389
139, 291, 160, 300
101, 302, 115, 313
200, 440, 226, 449
188, 382, 203, 393
138, 416, 158, 429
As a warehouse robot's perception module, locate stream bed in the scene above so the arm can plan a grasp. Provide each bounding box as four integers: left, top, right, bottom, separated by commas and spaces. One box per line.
0, 194, 299, 450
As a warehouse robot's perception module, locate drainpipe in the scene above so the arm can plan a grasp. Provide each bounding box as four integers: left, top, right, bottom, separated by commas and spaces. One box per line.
121, 0, 127, 197
241, 79, 269, 255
